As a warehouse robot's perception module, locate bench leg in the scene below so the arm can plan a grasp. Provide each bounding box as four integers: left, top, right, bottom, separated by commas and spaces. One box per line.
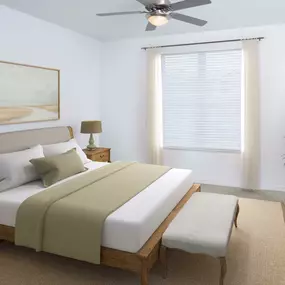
219, 257, 227, 285
234, 203, 240, 228
140, 258, 149, 285
160, 245, 168, 279
281, 202, 285, 223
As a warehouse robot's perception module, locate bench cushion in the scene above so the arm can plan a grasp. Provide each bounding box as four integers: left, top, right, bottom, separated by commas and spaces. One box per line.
162, 192, 238, 258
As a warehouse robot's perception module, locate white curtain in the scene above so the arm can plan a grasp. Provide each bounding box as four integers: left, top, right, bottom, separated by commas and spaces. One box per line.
146, 50, 163, 165
241, 40, 261, 189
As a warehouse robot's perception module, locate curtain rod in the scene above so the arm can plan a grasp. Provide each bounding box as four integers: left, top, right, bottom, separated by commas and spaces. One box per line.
141, 37, 264, 50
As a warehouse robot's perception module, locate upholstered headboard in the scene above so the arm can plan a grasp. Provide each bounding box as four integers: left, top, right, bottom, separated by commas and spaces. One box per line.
0, 126, 73, 154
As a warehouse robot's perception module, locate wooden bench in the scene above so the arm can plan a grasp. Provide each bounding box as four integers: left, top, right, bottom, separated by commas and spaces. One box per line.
161, 192, 240, 285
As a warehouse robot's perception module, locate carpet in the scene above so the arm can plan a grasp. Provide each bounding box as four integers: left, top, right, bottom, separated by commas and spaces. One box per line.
0, 198, 284, 285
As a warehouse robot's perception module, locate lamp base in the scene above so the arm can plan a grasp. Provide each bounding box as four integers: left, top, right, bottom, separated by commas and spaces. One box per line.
87, 145, 98, 150
87, 133, 97, 150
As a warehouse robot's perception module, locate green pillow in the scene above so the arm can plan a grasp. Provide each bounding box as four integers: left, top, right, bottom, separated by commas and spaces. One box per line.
30, 149, 86, 187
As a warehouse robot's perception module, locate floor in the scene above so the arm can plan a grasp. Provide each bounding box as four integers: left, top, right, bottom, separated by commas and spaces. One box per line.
202, 184, 285, 202
202, 184, 285, 221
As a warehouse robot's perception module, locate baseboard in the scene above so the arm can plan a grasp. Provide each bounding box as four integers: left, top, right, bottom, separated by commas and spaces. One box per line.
241, 188, 255, 192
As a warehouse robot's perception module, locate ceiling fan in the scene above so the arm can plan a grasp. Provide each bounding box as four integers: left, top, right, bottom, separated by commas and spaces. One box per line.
97, 0, 211, 31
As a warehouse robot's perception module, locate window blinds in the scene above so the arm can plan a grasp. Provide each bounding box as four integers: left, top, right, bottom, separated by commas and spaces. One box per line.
161, 49, 243, 152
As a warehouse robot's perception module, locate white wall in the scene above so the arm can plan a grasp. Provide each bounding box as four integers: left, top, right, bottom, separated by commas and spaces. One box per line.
1, 5, 285, 191
0, 6, 101, 147
101, 24, 285, 191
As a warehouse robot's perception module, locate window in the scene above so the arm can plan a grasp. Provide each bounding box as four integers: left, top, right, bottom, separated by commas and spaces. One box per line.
161, 49, 243, 152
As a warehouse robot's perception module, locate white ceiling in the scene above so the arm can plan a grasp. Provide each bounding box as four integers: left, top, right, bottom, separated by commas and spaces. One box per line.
2, 0, 285, 41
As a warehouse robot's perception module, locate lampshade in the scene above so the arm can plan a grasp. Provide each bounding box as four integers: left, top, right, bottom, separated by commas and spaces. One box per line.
148, 15, 168, 26
81, 121, 102, 134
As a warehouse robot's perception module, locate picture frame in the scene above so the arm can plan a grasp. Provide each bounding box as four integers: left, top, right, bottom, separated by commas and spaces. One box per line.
0, 60, 60, 125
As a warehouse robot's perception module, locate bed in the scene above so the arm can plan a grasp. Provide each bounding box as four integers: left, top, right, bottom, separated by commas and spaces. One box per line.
0, 126, 200, 285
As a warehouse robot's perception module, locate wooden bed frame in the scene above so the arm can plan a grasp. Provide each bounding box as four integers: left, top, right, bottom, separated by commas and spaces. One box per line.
0, 126, 201, 285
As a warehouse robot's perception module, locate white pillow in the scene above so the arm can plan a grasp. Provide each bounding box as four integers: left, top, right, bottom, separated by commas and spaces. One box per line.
0, 145, 44, 192
42, 139, 90, 164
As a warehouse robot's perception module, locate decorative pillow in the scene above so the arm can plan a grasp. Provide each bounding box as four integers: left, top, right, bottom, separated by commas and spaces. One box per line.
30, 149, 86, 187
0, 145, 44, 192
42, 139, 90, 164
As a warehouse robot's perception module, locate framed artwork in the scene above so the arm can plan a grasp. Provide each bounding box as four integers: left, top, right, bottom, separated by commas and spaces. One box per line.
0, 60, 60, 125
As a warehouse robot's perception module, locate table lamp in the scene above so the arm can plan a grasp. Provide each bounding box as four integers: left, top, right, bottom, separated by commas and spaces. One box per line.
81, 121, 102, 150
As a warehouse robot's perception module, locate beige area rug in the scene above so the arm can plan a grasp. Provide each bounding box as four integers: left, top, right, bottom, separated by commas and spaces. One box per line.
0, 198, 285, 285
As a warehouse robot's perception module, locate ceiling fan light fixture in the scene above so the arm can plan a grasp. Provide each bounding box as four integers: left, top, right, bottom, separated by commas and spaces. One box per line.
148, 14, 169, 26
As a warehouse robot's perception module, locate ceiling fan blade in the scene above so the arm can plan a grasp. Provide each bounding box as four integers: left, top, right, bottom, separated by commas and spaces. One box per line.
171, 0, 211, 11
137, 0, 171, 5
154, 0, 171, 4
136, 0, 149, 5
146, 22, 157, 31
97, 11, 146, 16
171, 13, 207, 26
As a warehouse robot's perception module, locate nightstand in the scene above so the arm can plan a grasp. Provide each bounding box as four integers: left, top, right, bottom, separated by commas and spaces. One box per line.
83, 148, 111, 162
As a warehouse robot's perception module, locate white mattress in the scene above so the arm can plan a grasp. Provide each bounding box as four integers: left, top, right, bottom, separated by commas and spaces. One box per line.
0, 161, 193, 253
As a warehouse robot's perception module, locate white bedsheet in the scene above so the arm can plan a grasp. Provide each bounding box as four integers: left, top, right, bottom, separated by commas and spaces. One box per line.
0, 161, 193, 253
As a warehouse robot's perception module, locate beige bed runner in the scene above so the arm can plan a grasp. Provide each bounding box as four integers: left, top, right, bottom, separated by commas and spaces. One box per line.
15, 161, 170, 264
